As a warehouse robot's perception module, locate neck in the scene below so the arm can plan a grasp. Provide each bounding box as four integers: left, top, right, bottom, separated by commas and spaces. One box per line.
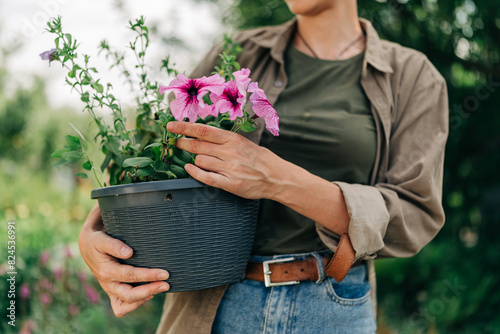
294, 2, 364, 60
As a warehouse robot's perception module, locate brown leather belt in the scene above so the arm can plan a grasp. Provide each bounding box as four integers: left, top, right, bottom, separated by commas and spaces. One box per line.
245, 234, 359, 286
245, 256, 362, 286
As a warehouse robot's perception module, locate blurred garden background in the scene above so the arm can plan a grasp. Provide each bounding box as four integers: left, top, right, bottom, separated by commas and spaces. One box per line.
0, 0, 499, 333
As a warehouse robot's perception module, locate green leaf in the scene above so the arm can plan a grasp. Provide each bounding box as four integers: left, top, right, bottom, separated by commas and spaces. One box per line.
65, 135, 81, 150
136, 166, 155, 177
153, 160, 170, 172
68, 122, 86, 141
62, 151, 83, 162
170, 164, 188, 178
144, 142, 162, 150
75, 172, 88, 179
172, 155, 188, 168
95, 83, 104, 93
52, 160, 68, 168
82, 160, 92, 171
122, 157, 154, 168
151, 145, 162, 161
104, 140, 120, 155
65, 33, 72, 46
238, 121, 257, 132
81, 92, 90, 102
100, 152, 112, 172
172, 147, 194, 164
51, 148, 69, 159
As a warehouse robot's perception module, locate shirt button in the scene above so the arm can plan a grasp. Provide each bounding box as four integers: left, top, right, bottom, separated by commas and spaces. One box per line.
274, 80, 283, 87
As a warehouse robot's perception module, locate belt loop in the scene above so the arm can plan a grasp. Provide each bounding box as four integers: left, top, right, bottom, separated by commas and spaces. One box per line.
312, 252, 326, 284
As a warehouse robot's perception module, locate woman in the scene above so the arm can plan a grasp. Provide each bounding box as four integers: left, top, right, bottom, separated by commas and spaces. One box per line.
79, 0, 448, 333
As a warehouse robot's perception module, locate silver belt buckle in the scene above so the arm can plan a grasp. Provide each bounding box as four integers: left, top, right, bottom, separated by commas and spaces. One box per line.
262, 257, 300, 287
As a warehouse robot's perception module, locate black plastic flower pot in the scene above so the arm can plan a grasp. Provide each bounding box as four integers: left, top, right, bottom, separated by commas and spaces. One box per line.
91, 178, 259, 292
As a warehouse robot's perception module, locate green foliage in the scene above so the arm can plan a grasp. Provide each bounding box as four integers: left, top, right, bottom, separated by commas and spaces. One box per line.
0, 214, 164, 334
0, 158, 164, 333
45, 16, 256, 186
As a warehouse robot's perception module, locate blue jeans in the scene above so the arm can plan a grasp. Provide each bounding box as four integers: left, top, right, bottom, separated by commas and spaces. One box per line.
211, 250, 376, 334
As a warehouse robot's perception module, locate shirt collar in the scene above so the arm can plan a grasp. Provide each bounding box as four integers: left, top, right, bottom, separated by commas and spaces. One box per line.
248, 17, 393, 74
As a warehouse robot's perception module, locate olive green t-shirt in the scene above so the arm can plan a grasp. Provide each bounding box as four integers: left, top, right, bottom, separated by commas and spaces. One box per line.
252, 44, 377, 255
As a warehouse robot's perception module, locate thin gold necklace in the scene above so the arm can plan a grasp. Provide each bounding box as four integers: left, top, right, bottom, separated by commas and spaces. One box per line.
296, 30, 365, 60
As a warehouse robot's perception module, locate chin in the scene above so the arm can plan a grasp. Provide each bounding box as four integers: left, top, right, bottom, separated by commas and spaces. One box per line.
285, 0, 334, 16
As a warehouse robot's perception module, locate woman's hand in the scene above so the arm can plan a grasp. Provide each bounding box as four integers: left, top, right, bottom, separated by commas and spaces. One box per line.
168, 121, 288, 200
79, 203, 170, 317
168, 121, 350, 236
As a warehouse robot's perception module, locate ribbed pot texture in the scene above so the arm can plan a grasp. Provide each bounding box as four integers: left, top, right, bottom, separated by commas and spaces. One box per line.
91, 178, 259, 292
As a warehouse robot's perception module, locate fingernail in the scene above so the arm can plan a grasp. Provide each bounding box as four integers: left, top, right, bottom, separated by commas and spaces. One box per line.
158, 284, 169, 293
167, 122, 176, 131
158, 272, 169, 280
121, 246, 132, 256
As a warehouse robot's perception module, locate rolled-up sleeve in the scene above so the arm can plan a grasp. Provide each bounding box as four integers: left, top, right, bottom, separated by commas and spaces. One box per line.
317, 60, 449, 261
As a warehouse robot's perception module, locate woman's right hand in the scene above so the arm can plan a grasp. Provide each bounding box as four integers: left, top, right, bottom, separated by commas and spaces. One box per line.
79, 202, 170, 317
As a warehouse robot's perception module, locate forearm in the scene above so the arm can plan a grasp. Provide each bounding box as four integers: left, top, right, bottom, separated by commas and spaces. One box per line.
268, 156, 350, 236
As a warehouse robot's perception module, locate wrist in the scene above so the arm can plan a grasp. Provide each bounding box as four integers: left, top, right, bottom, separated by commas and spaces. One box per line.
265, 154, 310, 204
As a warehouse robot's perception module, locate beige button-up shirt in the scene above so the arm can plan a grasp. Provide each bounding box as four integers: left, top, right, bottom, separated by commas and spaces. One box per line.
156, 18, 448, 334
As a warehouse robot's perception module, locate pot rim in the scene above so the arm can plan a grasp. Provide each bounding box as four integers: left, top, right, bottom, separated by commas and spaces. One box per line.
91, 178, 208, 199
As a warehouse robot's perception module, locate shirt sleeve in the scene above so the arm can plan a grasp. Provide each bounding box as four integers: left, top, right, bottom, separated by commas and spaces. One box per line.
317, 59, 449, 262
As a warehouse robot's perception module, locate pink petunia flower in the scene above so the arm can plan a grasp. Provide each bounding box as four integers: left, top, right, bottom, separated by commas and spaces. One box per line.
233, 68, 252, 92
64, 245, 72, 258
68, 304, 79, 316
53, 267, 63, 281
248, 82, 279, 136
40, 293, 52, 307
20, 284, 30, 300
39, 251, 50, 267
84, 285, 100, 304
159, 73, 225, 123
209, 68, 252, 120
19, 319, 36, 334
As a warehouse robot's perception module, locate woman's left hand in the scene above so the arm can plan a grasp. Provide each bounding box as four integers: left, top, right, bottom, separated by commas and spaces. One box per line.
167, 121, 286, 200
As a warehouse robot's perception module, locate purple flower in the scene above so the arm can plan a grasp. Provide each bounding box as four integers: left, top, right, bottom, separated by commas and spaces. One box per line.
208, 68, 252, 120
84, 285, 100, 304
64, 245, 72, 258
19, 319, 36, 334
77, 270, 87, 283
39, 48, 57, 64
20, 284, 30, 300
40, 278, 54, 292
68, 304, 79, 316
248, 82, 279, 136
159, 73, 225, 122
40, 293, 52, 307
53, 267, 63, 281
39, 251, 50, 267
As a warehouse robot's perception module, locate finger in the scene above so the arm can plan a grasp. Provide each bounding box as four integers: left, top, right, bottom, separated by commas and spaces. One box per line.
112, 263, 170, 283
193, 154, 225, 172
93, 232, 133, 259
109, 281, 169, 304
176, 137, 224, 157
167, 121, 232, 144
184, 163, 230, 189
109, 293, 154, 318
